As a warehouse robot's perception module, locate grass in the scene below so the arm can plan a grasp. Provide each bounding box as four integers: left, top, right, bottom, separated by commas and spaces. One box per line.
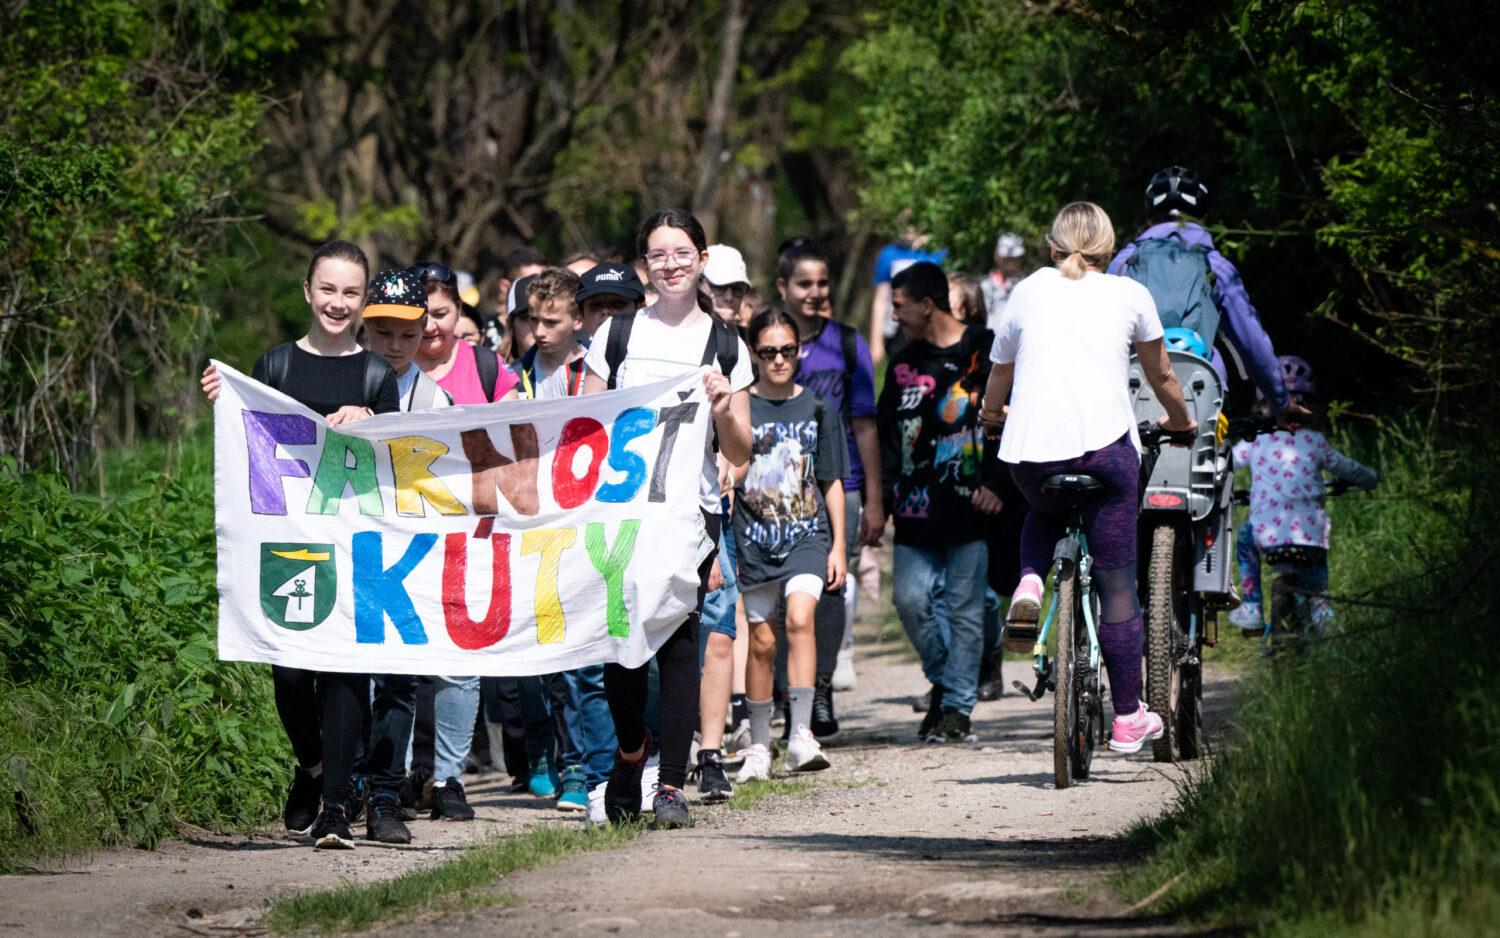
263, 823, 642, 934
1117, 423, 1500, 934
724, 777, 817, 811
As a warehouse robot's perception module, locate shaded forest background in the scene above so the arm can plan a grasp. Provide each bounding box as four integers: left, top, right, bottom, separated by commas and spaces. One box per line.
3, 0, 1496, 479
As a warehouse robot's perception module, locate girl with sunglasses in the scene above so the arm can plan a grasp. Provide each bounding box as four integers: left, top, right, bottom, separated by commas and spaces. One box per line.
732, 309, 848, 781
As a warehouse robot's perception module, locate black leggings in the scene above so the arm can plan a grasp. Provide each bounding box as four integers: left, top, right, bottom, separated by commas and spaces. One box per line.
603, 511, 715, 790
271, 666, 367, 804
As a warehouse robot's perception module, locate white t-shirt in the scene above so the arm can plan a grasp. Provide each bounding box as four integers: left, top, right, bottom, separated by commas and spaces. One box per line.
395, 365, 453, 412
584, 306, 754, 512
990, 267, 1163, 463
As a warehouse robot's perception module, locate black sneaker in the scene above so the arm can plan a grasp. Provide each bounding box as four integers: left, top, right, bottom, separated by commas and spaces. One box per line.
812, 675, 840, 740
916, 685, 946, 740
310, 802, 355, 850
650, 785, 694, 830
366, 793, 411, 845
283, 765, 321, 835
977, 655, 1005, 702
430, 778, 476, 821
928, 709, 976, 745
911, 687, 933, 713
697, 751, 734, 804
603, 753, 646, 825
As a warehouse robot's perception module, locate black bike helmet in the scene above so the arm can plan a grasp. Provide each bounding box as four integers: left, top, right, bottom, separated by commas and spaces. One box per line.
1145, 165, 1209, 218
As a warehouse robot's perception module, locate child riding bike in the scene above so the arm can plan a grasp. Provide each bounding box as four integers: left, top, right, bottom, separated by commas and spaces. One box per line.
1228, 356, 1378, 640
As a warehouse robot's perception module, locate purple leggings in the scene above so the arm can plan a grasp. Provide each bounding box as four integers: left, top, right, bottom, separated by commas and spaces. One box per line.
1009, 433, 1143, 715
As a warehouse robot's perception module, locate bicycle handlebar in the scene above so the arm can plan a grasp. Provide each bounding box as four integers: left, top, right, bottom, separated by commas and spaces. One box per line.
1227, 414, 1280, 441
1137, 422, 1197, 449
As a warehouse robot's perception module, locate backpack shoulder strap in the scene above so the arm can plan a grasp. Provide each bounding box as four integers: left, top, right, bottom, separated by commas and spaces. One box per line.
605, 314, 636, 391
836, 321, 860, 417
362, 353, 387, 408
261, 343, 293, 392
701, 317, 739, 377
474, 346, 500, 401
411, 371, 438, 411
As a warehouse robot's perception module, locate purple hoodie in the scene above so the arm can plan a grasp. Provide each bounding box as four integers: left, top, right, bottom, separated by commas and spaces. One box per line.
1109, 220, 1291, 413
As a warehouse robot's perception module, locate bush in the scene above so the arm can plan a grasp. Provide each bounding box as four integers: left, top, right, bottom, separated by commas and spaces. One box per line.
1123, 426, 1500, 933
0, 441, 285, 870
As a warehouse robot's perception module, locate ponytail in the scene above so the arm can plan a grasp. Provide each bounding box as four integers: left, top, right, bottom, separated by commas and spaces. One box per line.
1046, 202, 1115, 280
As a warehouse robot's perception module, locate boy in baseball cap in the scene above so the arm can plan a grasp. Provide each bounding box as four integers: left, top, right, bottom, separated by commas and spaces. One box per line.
574, 262, 646, 337
701, 244, 751, 325
363, 267, 452, 411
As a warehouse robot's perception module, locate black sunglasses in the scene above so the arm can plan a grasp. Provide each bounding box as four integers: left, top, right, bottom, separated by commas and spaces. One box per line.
755, 343, 800, 363
415, 261, 457, 286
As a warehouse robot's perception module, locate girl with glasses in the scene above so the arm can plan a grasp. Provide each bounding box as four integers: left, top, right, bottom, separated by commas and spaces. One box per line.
732, 310, 848, 781
581, 209, 753, 829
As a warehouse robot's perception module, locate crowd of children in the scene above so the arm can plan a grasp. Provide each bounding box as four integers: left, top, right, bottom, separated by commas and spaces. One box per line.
201, 168, 1372, 847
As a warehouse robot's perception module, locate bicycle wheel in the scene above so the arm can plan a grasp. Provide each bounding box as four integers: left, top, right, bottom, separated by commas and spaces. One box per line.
1071, 586, 1104, 780
1053, 572, 1081, 789
1144, 523, 1189, 762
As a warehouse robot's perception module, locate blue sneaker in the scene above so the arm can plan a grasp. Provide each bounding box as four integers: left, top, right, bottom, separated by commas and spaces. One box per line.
529, 755, 559, 799
557, 764, 588, 812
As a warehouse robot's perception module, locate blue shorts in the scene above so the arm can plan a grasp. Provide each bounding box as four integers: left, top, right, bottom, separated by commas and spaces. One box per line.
698, 514, 739, 667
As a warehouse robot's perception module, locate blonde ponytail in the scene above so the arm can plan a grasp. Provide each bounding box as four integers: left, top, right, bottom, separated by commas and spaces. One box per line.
1047, 202, 1116, 280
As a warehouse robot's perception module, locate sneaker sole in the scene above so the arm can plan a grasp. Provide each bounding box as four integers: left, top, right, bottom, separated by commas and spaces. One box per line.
314, 833, 355, 850
1108, 728, 1164, 754
556, 799, 588, 812
700, 789, 733, 804
788, 753, 830, 773
1007, 596, 1041, 623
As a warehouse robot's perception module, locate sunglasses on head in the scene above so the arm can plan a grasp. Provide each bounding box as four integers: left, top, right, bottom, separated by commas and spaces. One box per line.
415, 261, 457, 286
755, 343, 800, 363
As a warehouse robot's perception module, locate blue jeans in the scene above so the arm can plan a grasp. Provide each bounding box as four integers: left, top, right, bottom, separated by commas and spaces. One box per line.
560, 665, 616, 789
892, 540, 988, 715
699, 523, 740, 667
432, 675, 480, 782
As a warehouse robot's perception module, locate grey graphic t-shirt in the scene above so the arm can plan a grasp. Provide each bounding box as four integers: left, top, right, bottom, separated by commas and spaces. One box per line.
732, 388, 848, 588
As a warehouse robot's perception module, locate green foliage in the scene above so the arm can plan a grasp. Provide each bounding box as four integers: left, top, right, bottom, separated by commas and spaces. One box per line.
0, 440, 285, 870
1119, 425, 1500, 933
263, 824, 641, 934
0, 0, 318, 478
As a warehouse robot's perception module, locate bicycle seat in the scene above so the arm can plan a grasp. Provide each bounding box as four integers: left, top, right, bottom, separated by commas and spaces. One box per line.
1041, 473, 1104, 498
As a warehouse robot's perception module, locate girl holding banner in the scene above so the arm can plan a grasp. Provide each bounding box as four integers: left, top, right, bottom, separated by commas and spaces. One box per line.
582, 210, 754, 829
200, 241, 400, 850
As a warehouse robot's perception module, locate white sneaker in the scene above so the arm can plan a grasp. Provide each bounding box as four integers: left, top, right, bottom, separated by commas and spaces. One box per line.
734, 744, 772, 783
785, 726, 831, 773
832, 647, 857, 691
586, 782, 607, 827
1228, 601, 1263, 633
639, 757, 660, 812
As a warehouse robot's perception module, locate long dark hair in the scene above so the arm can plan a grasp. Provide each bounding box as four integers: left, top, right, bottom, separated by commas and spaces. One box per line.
638, 209, 713, 313
306, 239, 369, 283
776, 236, 826, 281
746, 308, 800, 350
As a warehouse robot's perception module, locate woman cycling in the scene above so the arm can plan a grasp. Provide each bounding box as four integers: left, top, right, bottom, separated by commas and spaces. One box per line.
979, 202, 1195, 754
582, 209, 753, 829
200, 240, 399, 848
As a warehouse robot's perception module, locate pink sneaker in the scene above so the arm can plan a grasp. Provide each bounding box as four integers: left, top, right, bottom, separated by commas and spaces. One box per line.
1109, 703, 1164, 753
1007, 574, 1044, 624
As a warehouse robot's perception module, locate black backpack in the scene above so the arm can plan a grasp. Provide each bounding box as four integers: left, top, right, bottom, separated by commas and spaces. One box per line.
603, 313, 739, 391
472, 344, 502, 401
260, 343, 389, 408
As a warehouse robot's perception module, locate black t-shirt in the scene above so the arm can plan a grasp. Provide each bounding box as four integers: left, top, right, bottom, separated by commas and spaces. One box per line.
877, 324, 993, 548
251, 342, 399, 417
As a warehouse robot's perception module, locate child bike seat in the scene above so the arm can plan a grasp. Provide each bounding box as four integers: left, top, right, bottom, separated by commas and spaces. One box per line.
1041, 473, 1104, 499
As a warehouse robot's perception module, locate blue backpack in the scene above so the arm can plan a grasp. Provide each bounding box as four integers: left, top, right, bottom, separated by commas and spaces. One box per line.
1122, 232, 1220, 348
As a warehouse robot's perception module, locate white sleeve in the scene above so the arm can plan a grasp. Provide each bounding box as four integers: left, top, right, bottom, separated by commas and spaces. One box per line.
583, 318, 613, 383
990, 299, 1021, 364
1129, 279, 1165, 343
729, 336, 755, 392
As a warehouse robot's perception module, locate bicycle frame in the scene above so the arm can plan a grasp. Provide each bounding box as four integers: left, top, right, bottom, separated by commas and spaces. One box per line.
1033, 522, 1101, 686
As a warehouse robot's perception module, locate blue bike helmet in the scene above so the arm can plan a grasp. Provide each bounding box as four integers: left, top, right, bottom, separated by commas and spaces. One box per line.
1163, 327, 1208, 357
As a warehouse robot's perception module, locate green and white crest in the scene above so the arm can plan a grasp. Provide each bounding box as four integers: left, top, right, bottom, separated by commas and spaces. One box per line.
259, 543, 337, 630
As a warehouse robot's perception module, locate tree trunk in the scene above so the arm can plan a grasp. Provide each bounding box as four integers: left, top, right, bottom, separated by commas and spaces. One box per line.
691, 0, 748, 241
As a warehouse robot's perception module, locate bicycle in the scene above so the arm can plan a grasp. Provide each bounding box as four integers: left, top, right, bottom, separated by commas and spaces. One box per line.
1010, 426, 1192, 789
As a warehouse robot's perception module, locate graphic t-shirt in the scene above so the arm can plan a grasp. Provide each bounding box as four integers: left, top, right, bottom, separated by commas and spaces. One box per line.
584, 307, 755, 513
252, 343, 399, 417
436, 339, 518, 405
733, 389, 848, 588
873, 241, 948, 337
877, 325, 993, 548
1233, 430, 1378, 550
796, 318, 877, 493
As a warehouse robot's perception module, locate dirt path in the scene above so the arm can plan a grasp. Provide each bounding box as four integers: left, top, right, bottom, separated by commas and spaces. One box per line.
0, 576, 1237, 936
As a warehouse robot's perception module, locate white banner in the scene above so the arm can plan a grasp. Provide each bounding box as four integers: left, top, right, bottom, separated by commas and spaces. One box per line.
212, 361, 712, 675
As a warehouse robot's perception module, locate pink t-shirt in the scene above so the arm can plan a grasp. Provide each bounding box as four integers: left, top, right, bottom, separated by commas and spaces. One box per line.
435, 340, 517, 405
